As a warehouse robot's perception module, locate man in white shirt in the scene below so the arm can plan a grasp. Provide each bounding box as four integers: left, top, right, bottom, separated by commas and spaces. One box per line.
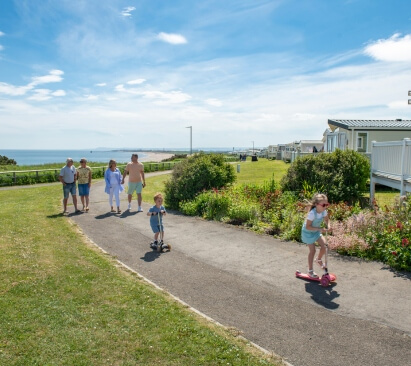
59, 158, 80, 214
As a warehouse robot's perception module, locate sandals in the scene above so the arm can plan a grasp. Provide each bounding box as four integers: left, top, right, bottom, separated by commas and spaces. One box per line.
316, 258, 326, 269
308, 270, 319, 278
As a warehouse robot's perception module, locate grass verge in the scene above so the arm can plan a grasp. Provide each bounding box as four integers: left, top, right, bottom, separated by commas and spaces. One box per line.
234, 158, 289, 184
0, 186, 279, 365
142, 159, 290, 203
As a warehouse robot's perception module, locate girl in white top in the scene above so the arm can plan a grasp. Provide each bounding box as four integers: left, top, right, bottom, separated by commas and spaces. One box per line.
301, 193, 331, 278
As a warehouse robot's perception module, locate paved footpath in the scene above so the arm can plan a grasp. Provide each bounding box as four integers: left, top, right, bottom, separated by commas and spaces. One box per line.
68, 176, 411, 366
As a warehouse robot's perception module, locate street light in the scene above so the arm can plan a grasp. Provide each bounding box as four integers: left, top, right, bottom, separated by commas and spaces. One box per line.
186, 126, 192, 155
252, 141, 254, 155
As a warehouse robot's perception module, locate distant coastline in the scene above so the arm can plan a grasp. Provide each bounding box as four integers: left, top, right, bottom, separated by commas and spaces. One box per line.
0, 149, 176, 166
0, 148, 240, 166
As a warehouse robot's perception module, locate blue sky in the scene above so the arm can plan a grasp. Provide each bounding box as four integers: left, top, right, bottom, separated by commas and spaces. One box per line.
1, 0, 411, 150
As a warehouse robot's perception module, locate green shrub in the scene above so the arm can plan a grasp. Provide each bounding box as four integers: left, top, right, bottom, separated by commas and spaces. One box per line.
281, 149, 370, 203
228, 201, 259, 225
180, 190, 231, 220
164, 153, 236, 209
0, 155, 17, 165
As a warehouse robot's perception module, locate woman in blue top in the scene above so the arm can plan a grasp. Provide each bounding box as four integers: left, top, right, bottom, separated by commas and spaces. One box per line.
301, 193, 331, 278
104, 159, 124, 213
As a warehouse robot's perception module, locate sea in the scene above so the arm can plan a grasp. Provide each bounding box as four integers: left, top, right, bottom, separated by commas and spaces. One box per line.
0, 148, 235, 166
0, 149, 149, 166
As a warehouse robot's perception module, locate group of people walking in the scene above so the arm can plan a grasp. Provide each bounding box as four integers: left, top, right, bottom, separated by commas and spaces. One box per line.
59, 153, 146, 214
60, 154, 330, 268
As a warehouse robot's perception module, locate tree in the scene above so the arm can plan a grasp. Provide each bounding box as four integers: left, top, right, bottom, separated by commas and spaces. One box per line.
164, 153, 236, 209
0, 155, 17, 165
281, 149, 370, 203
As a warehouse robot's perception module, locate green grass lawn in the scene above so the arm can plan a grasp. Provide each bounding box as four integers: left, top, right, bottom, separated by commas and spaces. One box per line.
234, 158, 289, 185
0, 186, 279, 365
142, 159, 289, 203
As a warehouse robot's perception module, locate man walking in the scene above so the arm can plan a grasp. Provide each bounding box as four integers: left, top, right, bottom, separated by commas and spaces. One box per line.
121, 153, 146, 212
59, 158, 80, 214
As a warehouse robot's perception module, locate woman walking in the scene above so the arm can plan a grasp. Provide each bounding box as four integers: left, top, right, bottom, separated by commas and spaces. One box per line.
104, 159, 124, 213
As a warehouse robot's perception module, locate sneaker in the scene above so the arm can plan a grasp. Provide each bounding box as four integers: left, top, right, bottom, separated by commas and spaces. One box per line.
150, 241, 158, 250
137, 206, 143, 212
308, 270, 319, 279
161, 243, 169, 251
127, 203, 131, 210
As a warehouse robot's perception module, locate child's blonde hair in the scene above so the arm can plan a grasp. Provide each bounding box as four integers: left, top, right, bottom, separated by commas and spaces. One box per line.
154, 192, 163, 201
305, 193, 328, 212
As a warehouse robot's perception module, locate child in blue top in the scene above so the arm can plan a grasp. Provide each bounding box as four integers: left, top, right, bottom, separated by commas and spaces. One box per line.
301, 193, 331, 278
147, 192, 168, 250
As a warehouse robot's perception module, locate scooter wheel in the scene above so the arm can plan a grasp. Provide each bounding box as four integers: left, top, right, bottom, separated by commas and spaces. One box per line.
320, 276, 330, 287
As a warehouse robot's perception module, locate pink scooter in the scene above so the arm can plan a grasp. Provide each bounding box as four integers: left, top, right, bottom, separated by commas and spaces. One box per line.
296, 237, 337, 287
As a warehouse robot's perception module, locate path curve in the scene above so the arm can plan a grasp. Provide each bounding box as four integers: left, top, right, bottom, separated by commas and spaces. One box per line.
67, 177, 411, 366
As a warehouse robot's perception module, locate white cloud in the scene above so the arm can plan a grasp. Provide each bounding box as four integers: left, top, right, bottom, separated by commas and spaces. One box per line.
52, 90, 66, 97
0, 45, 3, 51
115, 84, 125, 92
96, 82, 107, 87
157, 32, 187, 45
28, 89, 52, 101
0, 31, 4, 36
364, 33, 411, 62
205, 98, 223, 107
84, 94, 98, 100
141, 90, 192, 104
292, 113, 315, 121
0, 82, 33, 96
0, 70, 65, 98
31, 70, 64, 86
127, 78, 146, 85
387, 100, 410, 109
121, 6, 136, 17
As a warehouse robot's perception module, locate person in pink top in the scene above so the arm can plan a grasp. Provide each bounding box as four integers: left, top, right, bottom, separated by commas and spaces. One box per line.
121, 153, 146, 212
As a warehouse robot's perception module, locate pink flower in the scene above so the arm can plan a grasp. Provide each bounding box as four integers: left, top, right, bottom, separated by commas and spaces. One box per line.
402, 238, 409, 247
396, 221, 403, 230
392, 251, 398, 256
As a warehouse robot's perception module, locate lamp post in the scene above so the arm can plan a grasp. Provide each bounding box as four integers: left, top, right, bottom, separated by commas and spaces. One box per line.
252, 141, 254, 155
186, 126, 192, 155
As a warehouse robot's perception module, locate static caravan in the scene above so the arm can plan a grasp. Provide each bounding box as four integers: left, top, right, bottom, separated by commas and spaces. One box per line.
325, 119, 411, 154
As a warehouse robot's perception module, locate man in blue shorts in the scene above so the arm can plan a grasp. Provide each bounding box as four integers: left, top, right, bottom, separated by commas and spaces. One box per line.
59, 158, 80, 214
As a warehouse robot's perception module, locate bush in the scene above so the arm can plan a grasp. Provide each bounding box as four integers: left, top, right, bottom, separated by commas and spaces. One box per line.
180, 190, 231, 220
281, 149, 370, 203
0, 155, 17, 165
164, 153, 236, 209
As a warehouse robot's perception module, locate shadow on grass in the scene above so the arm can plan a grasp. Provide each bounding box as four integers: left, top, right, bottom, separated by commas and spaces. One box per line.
304, 282, 340, 310
47, 213, 65, 219
47, 211, 83, 219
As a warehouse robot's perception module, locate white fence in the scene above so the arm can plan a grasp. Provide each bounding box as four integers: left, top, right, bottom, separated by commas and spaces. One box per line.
370, 138, 411, 201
